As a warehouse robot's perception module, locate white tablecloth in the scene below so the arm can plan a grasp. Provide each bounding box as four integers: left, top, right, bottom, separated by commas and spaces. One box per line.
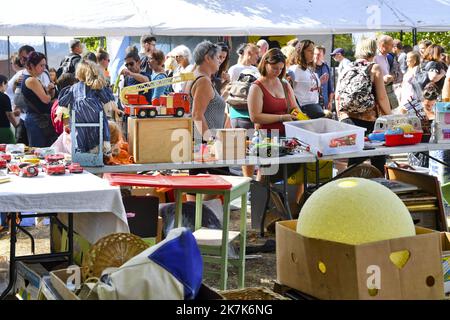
0, 170, 129, 243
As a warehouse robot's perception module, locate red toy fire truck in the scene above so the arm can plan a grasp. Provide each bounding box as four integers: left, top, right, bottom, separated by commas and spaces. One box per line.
123, 93, 190, 118
121, 72, 194, 119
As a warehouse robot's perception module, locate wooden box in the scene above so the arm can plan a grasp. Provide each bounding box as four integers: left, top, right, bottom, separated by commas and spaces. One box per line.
128, 117, 192, 163
214, 128, 247, 160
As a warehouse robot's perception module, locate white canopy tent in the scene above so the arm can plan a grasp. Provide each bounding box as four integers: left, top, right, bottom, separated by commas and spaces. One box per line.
1, 0, 448, 37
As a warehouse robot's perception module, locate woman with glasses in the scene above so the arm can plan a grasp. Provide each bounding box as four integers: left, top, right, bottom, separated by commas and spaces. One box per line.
289, 40, 327, 119
171, 45, 194, 93
248, 48, 305, 206
248, 48, 297, 137
186, 40, 225, 143
149, 49, 171, 101
121, 46, 152, 103
184, 41, 230, 193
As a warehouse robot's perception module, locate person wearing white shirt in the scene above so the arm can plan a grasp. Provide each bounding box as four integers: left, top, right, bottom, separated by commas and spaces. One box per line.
289, 40, 327, 119
171, 45, 194, 93
374, 35, 398, 109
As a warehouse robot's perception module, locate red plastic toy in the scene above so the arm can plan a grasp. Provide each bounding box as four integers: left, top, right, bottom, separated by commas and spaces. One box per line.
123, 93, 190, 118
68, 162, 83, 174
0, 144, 6, 152
43, 163, 66, 175
0, 158, 6, 169
7, 162, 39, 177
0, 153, 11, 162
45, 153, 65, 163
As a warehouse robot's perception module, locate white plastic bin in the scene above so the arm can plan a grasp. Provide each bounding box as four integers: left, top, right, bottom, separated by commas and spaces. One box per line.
284, 119, 366, 156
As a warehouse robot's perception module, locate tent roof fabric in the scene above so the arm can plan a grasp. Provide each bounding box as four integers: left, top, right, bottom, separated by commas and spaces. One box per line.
0, 0, 448, 36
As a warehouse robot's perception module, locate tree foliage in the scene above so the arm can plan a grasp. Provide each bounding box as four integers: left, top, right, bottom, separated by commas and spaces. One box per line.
77, 37, 106, 52
385, 31, 450, 52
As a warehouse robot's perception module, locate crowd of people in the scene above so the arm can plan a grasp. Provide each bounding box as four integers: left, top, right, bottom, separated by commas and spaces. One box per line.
0, 34, 449, 174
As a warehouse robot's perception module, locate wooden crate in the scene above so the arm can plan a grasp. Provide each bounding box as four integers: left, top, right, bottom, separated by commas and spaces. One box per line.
128, 117, 192, 163
214, 128, 247, 160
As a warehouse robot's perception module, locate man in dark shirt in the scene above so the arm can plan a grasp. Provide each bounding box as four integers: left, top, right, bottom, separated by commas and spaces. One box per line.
139, 35, 157, 75
56, 39, 83, 78
122, 47, 152, 103
314, 46, 334, 111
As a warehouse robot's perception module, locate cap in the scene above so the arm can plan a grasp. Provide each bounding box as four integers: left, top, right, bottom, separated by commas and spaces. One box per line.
330, 48, 345, 56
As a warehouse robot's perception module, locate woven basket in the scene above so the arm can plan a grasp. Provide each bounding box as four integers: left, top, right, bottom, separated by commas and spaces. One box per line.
83, 233, 149, 279
219, 287, 289, 300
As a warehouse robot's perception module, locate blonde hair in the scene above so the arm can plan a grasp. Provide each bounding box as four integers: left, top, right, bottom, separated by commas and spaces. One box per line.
355, 38, 377, 59
75, 60, 106, 90
280, 45, 296, 68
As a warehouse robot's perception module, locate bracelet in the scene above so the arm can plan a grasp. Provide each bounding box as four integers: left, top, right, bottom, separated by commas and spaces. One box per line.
279, 114, 283, 122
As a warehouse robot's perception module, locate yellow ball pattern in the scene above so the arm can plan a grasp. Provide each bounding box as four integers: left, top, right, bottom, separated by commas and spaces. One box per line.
296, 178, 416, 245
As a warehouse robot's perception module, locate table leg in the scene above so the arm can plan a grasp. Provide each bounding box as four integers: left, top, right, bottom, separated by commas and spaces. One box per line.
68, 213, 73, 266
238, 193, 247, 289
195, 194, 203, 231
0, 212, 17, 300
260, 178, 271, 237
174, 190, 183, 228
219, 192, 231, 291
282, 164, 293, 220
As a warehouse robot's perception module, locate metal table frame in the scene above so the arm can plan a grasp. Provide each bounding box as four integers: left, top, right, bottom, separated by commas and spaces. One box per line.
0, 212, 73, 300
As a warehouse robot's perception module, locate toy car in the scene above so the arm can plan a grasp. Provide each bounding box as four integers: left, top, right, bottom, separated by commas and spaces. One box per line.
45, 153, 65, 163
7, 162, 39, 177
43, 163, 66, 175
67, 162, 83, 174
20, 155, 41, 165
34, 147, 56, 159
0, 158, 6, 169
0, 153, 11, 162
0, 144, 6, 152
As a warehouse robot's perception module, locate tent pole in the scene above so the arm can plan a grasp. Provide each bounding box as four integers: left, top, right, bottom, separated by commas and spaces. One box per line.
400, 30, 403, 42
7, 36, 11, 79
43, 36, 48, 59
412, 28, 417, 46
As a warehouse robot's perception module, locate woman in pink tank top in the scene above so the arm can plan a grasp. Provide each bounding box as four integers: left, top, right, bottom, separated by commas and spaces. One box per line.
248, 48, 297, 137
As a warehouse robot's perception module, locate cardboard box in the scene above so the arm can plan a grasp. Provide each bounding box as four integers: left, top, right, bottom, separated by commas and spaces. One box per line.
214, 128, 247, 160
128, 117, 192, 164
276, 220, 444, 300
441, 232, 450, 295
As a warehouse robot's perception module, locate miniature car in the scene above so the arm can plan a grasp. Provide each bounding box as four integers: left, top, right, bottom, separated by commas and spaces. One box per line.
0, 153, 11, 162
67, 162, 83, 174
43, 163, 66, 175
0, 144, 6, 152
0, 158, 6, 169
34, 147, 56, 159
45, 153, 65, 163
7, 162, 39, 177
20, 155, 41, 165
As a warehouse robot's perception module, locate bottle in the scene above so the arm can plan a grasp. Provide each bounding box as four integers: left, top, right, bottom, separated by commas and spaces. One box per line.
429, 120, 438, 143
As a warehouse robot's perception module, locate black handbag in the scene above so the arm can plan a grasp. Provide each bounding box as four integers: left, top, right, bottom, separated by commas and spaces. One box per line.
300, 103, 325, 119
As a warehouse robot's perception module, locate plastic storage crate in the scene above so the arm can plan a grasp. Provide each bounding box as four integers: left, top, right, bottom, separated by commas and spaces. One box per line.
284, 119, 366, 156
435, 102, 450, 143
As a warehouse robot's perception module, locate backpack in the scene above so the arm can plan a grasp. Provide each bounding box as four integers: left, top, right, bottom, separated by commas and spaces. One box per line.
226, 70, 258, 110
56, 54, 80, 78
337, 60, 375, 114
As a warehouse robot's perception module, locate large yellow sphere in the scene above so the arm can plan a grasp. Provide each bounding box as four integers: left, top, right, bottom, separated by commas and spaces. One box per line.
297, 177, 415, 245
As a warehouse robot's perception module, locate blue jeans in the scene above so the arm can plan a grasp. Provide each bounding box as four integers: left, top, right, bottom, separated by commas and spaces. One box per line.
0, 213, 7, 227
24, 113, 57, 147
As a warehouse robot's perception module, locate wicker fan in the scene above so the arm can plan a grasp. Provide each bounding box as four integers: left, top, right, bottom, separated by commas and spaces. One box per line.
338, 163, 383, 179
83, 233, 149, 279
